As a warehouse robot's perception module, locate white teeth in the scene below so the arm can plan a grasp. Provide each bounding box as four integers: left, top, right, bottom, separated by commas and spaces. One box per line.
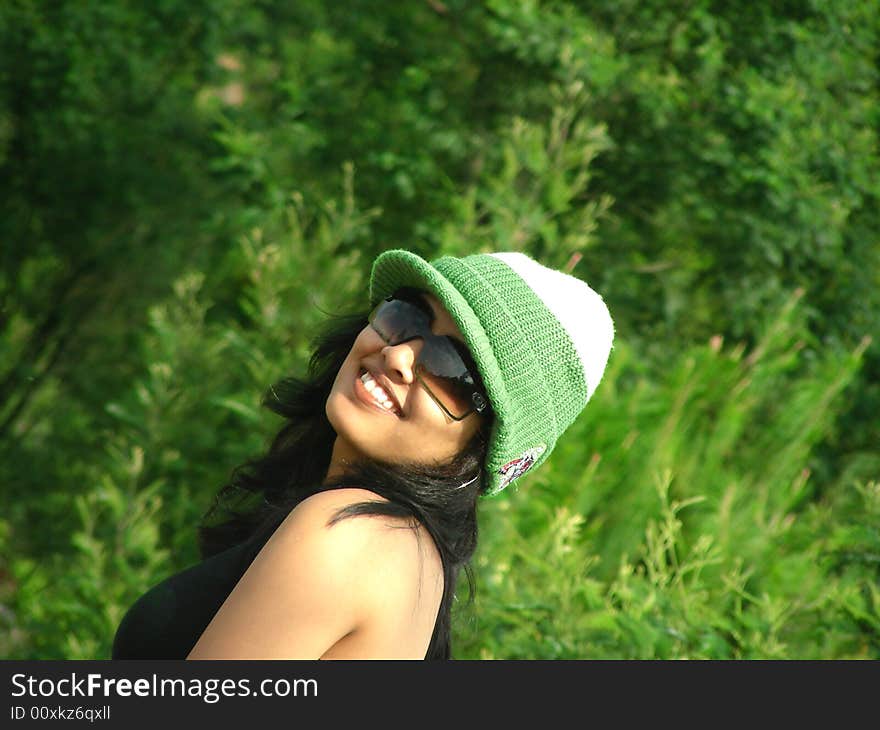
360, 372, 398, 413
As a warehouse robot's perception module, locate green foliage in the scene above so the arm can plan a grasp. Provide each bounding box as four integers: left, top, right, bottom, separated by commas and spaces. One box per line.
457, 297, 876, 658
1, 1, 877, 659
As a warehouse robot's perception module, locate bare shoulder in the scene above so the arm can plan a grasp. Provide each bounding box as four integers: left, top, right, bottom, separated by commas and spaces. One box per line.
272, 488, 443, 592
280, 487, 416, 538
188, 487, 443, 659
286, 487, 396, 525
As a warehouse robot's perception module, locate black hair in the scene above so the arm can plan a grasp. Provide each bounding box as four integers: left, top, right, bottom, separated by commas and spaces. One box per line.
196, 288, 495, 659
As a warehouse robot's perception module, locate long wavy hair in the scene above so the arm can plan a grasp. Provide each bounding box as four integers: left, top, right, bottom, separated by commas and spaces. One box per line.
196, 287, 495, 660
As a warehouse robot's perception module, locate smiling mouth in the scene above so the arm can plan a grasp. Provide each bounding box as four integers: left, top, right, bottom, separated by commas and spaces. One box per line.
354, 368, 403, 417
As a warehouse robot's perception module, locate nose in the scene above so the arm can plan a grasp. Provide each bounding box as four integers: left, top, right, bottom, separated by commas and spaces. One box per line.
381, 338, 424, 384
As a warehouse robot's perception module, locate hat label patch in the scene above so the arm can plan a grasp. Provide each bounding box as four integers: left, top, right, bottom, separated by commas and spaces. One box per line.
497, 445, 547, 490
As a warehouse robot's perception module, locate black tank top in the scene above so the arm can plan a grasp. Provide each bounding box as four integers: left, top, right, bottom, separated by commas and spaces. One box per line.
111, 495, 444, 659
111, 528, 269, 659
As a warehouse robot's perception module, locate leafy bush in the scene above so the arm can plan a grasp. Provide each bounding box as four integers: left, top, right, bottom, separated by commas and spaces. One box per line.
457, 291, 877, 658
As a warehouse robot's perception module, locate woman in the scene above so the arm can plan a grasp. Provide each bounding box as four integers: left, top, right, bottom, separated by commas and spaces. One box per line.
111, 249, 615, 659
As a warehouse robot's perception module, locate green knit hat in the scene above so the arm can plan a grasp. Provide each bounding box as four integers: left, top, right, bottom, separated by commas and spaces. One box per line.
369, 249, 615, 497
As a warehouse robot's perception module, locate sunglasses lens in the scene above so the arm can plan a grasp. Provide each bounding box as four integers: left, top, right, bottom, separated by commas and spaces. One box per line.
416, 341, 478, 418
369, 298, 484, 418
369, 298, 430, 341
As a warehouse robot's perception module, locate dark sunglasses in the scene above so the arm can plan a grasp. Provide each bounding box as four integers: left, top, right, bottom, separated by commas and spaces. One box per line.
367, 294, 490, 421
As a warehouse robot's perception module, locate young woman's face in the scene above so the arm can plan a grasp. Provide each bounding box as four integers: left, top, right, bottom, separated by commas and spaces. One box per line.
324, 290, 485, 481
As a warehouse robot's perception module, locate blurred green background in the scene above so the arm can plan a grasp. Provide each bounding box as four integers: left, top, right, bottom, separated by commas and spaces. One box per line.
1, 0, 877, 659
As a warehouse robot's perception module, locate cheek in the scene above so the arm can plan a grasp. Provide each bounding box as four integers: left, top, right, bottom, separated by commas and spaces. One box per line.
353, 327, 382, 354
408, 387, 457, 431
338, 329, 377, 373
